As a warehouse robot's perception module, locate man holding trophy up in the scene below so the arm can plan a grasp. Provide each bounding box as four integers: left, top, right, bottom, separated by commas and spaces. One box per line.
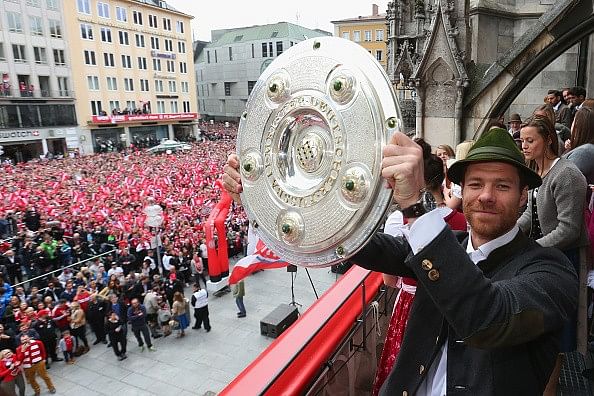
223, 127, 577, 395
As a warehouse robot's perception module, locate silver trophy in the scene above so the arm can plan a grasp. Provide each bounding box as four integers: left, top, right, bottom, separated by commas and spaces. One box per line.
237, 37, 403, 267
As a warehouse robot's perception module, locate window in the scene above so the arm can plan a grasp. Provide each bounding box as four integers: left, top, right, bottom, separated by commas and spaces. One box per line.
84, 50, 96, 65
154, 80, 163, 92
90, 101, 102, 116
121, 55, 132, 68
46, 0, 58, 9
49, 19, 61, 38
77, 0, 91, 14
269, 42, 273, 57
124, 78, 134, 91
0, 44, 5, 61
7, 12, 23, 33
168, 80, 176, 93
30, 16, 43, 36
181, 81, 189, 93
261, 43, 268, 57
376, 50, 383, 62
182, 101, 190, 113
34, 47, 47, 64
170, 101, 178, 113
179, 62, 187, 74
228, 47, 233, 61
137, 57, 147, 70
215, 50, 218, 63
109, 100, 120, 111
248, 81, 256, 95
87, 76, 99, 90
206, 51, 210, 64
150, 37, 159, 50
353, 31, 361, 42
162, 18, 171, 31
27, 0, 41, 7
53, 49, 66, 65
276, 41, 283, 56
178, 41, 186, 53
164, 39, 173, 52
152, 58, 161, 71
106, 76, 117, 90
133, 11, 143, 25
12, 45, 26, 62
101, 28, 112, 43
135, 34, 145, 48
148, 14, 158, 28
140, 79, 149, 92
116, 6, 127, 22
176, 21, 184, 34
156, 101, 165, 113
342, 32, 350, 40
166, 60, 175, 73
376, 29, 384, 41
224, 82, 231, 96
103, 52, 115, 67
251, 43, 255, 58
365, 30, 372, 42
97, 2, 109, 18
119, 31, 129, 45
80, 23, 93, 40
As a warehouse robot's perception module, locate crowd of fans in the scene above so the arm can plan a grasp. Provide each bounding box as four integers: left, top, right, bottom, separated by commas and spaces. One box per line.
0, 122, 248, 394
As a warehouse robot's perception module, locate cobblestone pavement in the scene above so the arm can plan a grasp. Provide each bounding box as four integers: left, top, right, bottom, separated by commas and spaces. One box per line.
43, 265, 339, 395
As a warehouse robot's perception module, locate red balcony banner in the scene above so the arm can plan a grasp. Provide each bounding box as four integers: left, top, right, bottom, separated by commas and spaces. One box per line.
90, 113, 199, 124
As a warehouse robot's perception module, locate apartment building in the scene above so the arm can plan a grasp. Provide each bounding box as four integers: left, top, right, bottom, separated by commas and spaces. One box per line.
195, 22, 330, 120
64, 0, 197, 153
0, 0, 77, 162
331, 4, 388, 70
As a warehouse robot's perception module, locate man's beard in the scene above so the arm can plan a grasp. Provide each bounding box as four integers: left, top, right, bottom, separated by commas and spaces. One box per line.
463, 202, 518, 243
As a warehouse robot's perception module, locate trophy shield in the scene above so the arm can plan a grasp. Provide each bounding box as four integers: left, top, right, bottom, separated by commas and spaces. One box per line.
237, 36, 403, 267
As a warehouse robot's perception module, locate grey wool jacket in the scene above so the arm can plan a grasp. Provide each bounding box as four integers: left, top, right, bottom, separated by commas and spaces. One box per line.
517, 157, 588, 249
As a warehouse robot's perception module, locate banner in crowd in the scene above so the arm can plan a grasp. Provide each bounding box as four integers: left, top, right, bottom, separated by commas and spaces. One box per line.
228, 239, 289, 284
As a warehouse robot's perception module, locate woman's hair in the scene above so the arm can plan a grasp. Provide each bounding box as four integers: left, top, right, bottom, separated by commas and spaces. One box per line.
582, 98, 594, 109
521, 115, 559, 170
436, 144, 455, 158
173, 291, 183, 302
570, 107, 594, 149
414, 138, 445, 191
532, 104, 556, 125
455, 140, 475, 161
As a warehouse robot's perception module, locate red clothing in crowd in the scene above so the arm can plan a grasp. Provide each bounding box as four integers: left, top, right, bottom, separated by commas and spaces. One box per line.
16, 340, 46, 368
0, 357, 20, 383
51, 304, 70, 330
73, 290, 91, 311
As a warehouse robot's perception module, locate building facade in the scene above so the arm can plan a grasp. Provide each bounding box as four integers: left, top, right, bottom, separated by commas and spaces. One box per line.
63, 0, 197, 154
331, 4, 388, 70
0, 0, 77, 162
195, 22, 330, 121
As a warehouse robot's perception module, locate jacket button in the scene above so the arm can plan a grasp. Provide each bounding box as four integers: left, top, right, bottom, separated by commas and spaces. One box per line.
421, 259, 433, 271
428, 269, 440, 281
402, 392, 408, 396
419, 365, 425, 374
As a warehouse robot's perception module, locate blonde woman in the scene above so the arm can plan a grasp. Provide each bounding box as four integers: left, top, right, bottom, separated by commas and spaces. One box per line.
0, 349, 25, 396
171, 292, 189, 338
69, 302, 89, 353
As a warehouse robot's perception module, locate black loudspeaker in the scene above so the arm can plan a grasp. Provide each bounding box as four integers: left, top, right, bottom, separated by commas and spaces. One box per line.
260, 304, 299, 338
286, 264, 297, 272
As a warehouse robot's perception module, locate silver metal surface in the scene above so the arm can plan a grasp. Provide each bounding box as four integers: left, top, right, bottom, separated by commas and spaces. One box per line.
237, 36, 403, 267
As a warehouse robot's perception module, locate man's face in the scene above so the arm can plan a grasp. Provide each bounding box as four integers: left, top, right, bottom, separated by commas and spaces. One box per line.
509, 121, 521, 132
131, 299, 139, 308
546, 94, 560, 106
563, 90, 570, 102
462, 162, 528, 246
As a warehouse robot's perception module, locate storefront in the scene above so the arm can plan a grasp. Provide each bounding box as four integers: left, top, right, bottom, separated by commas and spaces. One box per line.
91, 127, 124, 153
129, 125, 168, 148
0, 128, 72, 163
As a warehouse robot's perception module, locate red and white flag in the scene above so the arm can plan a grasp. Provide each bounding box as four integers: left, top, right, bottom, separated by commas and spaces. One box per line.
228, 239, 289, 284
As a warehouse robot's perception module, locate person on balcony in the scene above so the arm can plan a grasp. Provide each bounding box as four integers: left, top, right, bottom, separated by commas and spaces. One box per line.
221, 128, 578, 395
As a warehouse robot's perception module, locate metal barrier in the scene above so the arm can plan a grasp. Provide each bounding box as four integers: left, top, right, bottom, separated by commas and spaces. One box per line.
220, 265, 395, 395
11, 249, 116, 289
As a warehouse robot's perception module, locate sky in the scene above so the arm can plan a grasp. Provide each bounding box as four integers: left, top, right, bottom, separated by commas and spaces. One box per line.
165, 0, 390, 41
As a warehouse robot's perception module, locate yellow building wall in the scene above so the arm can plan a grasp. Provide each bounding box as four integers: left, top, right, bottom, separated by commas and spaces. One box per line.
63, 0, 196, 127
334, 20, 387, 70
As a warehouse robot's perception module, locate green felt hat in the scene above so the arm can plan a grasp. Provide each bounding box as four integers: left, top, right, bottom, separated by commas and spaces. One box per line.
447, 128, 541, 189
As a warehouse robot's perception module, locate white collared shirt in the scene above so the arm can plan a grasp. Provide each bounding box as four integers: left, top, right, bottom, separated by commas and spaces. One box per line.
404, 209, 519, 395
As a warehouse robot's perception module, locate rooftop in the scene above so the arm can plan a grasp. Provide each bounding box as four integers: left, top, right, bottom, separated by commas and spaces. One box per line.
205, 22, 331, 47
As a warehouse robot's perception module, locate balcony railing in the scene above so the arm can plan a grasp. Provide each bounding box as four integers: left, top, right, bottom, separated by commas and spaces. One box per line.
221, 266, 397, 395
0, 88, 75, 99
